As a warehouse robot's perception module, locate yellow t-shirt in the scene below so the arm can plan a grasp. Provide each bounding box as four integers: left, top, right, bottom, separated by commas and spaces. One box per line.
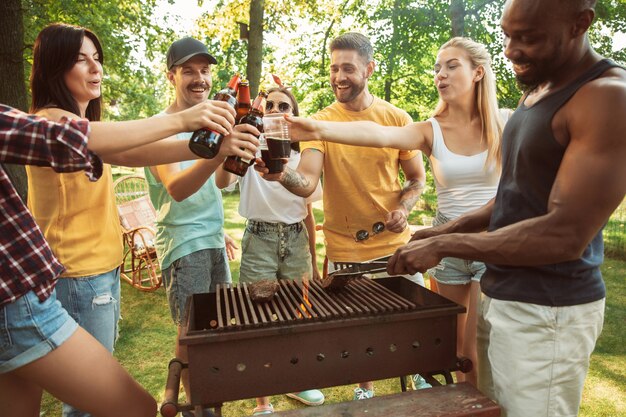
302, 98, 418, 262
26, 163, 123, 277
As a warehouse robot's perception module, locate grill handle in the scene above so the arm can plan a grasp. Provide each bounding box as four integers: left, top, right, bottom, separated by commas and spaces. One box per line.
161, 358, 185, 417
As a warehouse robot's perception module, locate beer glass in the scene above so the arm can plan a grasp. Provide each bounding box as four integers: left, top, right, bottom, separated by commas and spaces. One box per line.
263, 114, 291, 159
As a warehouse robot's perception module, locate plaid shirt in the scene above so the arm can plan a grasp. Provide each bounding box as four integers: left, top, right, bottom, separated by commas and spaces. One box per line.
0, 104, 102, 307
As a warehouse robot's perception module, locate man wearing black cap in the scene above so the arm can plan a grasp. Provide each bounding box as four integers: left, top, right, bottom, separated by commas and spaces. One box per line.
145, 38, 259, 417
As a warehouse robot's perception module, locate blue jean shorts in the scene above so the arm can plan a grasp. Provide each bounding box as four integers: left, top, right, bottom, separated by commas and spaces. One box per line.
429, 256, 486, 285
428, 211, 486, 285
239, 220, 312, 283
0, 289, 78, 374
162, 248, 232, 325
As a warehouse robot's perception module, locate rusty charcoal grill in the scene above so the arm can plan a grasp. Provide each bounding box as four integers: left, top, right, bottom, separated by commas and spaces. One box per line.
163, 276, 464, 415
212, 276, 417, 329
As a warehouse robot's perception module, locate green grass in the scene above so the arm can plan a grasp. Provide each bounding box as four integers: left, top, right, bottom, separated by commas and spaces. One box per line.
40, 191, 626, 416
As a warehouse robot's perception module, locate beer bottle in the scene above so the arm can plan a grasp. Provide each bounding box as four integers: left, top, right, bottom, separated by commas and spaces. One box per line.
188, 73, 240, 159
223, 90, 267, 176
235, 80, 251, 123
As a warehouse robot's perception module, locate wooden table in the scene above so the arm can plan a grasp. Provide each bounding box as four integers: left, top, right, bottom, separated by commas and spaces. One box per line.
272, 383, 500, 417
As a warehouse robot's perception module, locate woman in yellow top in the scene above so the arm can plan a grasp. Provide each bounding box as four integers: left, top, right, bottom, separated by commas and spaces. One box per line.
26, 23, 252, 417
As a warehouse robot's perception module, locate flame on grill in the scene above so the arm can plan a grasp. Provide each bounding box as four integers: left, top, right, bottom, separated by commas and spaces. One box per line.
297, 275, 312, 319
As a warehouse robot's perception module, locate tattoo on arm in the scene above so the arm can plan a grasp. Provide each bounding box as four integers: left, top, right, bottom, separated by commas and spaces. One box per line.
281, 167, 312, 192
399, 179, 425, 214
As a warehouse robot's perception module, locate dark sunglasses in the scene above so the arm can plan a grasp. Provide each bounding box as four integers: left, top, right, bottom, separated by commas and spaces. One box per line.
266, 100, 292, 113
345, 217, 386, 242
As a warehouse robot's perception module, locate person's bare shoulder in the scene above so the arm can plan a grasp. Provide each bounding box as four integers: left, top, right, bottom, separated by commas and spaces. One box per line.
564, 65, 626, 144
578, 65, 626, 98
36, 107, 80, 122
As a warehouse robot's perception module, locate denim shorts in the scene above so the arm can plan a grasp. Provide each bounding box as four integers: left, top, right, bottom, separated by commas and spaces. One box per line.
0, 289, 78, 374
162, 248, 232, 325
428, 211, 486, 285
239, 220, 312, 283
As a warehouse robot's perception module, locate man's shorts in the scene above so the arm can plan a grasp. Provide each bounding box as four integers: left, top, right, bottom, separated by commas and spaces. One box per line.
0, 289, 78, 373
162, 248, 232, 325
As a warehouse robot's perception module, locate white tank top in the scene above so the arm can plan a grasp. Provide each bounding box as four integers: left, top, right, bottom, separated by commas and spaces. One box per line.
428, 117, 500, 219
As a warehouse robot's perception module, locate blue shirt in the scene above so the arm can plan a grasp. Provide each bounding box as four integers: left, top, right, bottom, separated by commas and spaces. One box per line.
144, 131, 225, 270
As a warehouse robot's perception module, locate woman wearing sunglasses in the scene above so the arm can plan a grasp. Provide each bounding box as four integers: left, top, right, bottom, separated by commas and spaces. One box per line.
216, 86, 324, 415
287, 37, 512, 388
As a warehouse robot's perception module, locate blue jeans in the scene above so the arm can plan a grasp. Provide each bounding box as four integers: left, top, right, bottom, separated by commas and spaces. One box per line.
55, 267, 121, 417
162, 248, 232, 325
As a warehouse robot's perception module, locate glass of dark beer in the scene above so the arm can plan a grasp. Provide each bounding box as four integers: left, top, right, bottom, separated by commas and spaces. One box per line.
263, 114, 291, 159
259, 134, 284, 173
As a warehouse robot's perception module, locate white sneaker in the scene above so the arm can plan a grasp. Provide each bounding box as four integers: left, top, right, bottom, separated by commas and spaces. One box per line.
411, 374, 432, 390
353, 387, 374, 400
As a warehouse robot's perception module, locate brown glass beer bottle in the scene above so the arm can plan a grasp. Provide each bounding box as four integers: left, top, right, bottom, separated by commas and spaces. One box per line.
235, 80, 251, 123
188, 73, 240, 158
223, 90, 267, 176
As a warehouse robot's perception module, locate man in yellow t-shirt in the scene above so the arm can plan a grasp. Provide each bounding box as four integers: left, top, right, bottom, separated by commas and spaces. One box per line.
259, 32, 428, 400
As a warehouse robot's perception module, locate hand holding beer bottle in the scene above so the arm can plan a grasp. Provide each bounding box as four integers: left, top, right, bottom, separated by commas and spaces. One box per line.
223, 90, 267, 176
188, 73, 240, 158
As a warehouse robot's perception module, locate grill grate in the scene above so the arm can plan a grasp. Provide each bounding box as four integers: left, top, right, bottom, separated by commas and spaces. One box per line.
212, 278, 417, 332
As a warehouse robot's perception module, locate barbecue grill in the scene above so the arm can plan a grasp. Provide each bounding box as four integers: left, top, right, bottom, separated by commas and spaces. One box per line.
162, 276, 466, 416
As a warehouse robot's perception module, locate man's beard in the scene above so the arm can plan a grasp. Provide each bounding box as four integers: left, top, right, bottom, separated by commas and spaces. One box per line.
516, 77, 536, 94
334, 80, 366, 103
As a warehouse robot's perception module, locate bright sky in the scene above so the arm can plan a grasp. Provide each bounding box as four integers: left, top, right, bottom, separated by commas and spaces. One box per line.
154, 0, 215, 35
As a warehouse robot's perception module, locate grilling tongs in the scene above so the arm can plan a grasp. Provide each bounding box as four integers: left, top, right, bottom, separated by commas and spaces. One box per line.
322, 255, 391, 291
332, 255, 392, 276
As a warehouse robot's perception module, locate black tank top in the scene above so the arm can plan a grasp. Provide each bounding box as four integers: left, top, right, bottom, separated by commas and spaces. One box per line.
482, 59, 621, 306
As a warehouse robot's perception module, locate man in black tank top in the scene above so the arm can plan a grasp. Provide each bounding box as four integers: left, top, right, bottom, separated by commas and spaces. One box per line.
386, 1, 626, 416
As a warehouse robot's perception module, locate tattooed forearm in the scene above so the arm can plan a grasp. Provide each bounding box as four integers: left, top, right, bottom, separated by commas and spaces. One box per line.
280, 167, 314, 197
399, 179, 425, 213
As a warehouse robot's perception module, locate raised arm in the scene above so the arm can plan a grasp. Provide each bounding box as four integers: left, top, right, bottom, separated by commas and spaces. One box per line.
278, 149, 324, 198
150, 124, 260, 202
287, 115, 432, 153
109, 122, 259, 168
389, 73, 626, 275
37, 101, 235, 157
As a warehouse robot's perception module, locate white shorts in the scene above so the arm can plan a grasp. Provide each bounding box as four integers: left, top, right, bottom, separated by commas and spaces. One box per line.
477, 295, 605, 417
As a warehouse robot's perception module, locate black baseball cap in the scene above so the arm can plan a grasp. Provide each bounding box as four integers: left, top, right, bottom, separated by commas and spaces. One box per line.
166, 37, 217, 70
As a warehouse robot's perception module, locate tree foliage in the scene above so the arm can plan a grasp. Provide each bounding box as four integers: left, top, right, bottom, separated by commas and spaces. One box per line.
5, 0, 626, 121
22, 0, 176, 119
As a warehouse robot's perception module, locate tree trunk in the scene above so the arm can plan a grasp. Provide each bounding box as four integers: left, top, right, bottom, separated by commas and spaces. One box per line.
384, 0, 402, 102
449, 0, 466, 37
247, 0, 264, 97
0, 0, 29, 202
319, 0, 351, 87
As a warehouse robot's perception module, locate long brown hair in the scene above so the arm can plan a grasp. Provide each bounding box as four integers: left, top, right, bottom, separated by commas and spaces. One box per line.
30, 23, 104, 121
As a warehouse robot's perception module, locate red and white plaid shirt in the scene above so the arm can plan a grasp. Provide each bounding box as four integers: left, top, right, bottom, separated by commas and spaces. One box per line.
0, 104, 102, 307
